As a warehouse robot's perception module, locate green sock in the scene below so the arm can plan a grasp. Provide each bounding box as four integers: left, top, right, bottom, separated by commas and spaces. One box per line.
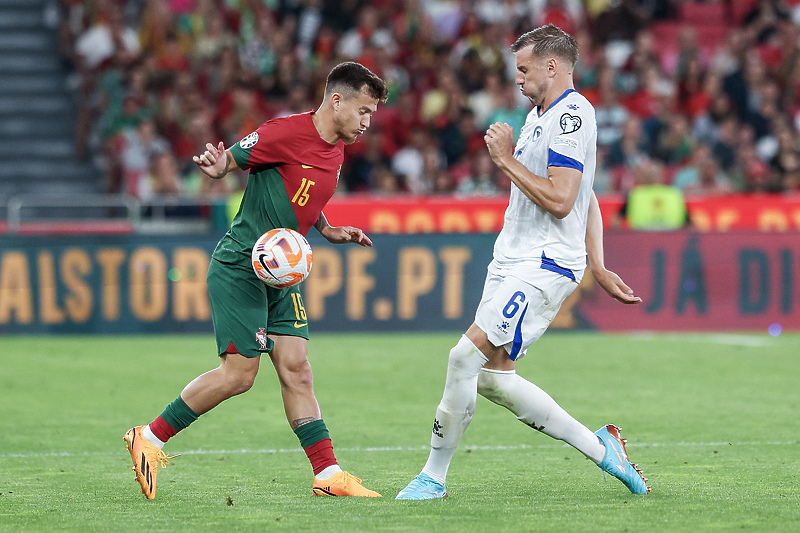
160, 395, 199, 432
293, 419, 330, 448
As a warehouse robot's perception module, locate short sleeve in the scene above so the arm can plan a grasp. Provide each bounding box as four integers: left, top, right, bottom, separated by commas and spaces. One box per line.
547, 108, 594, 173
229, 119, 299, 170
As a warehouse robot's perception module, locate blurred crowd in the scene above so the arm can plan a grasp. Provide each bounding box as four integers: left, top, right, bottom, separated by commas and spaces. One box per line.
53, 0, 800, 209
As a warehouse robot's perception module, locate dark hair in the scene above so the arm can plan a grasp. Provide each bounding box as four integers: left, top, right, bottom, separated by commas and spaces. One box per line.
325, 62, 388, 103
511, 24, 579, 67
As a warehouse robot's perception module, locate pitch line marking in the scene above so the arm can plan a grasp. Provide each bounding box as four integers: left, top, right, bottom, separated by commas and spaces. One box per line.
0, 441, 796, 459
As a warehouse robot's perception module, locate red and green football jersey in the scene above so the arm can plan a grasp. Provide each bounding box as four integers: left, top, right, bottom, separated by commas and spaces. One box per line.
212, 111, 344, 266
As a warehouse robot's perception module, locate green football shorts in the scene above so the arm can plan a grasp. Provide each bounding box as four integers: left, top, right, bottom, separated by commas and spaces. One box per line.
207, 258, 309, 358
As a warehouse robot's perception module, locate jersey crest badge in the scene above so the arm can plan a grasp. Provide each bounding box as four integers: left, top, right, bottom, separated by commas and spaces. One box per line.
239, 132, 259, 149
559, 113, 582, 134
532, 126, 543, 142
256, 327, 267, 350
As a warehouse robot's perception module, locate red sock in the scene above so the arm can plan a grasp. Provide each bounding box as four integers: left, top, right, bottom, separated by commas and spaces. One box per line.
304, 438, 337, 475
149, 415, 178, 443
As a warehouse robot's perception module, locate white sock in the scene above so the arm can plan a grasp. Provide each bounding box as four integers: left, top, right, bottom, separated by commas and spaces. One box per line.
421, 335, 488, 484
143, 424, 166, 450
315, 464, 343, 480
477, 368, 605, 463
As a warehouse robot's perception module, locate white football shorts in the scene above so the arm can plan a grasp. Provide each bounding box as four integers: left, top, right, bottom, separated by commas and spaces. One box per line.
474, 260, 581, 361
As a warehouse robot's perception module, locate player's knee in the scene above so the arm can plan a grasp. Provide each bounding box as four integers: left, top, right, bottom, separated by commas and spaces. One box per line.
225, 368, 257, 396
276, 359, 314, 391
447, 335, 485, 373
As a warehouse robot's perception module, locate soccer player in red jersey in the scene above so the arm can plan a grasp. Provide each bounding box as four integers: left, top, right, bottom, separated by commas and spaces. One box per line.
124, 62, 388, 499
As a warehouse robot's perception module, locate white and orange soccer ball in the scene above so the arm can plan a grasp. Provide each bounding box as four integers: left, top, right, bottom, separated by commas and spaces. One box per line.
251, 228, 313, 288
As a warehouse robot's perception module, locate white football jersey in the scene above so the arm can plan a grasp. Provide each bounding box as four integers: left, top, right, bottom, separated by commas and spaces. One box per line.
493, 89, 597, 276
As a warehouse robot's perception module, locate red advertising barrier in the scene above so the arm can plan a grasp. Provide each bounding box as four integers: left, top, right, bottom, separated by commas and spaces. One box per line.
323, 194, 800, 233
567, 231, 800, 332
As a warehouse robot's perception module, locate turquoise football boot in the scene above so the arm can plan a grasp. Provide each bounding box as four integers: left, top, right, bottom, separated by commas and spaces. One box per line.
595, 424, 650, 494
396, 473, 448, 500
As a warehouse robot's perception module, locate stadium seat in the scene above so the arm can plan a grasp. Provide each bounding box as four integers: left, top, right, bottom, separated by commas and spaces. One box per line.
679, 2, 725, 25
729, 0, 757, 24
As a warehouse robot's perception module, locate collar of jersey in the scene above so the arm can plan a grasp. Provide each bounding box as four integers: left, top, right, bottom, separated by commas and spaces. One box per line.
536, 89, 576, 118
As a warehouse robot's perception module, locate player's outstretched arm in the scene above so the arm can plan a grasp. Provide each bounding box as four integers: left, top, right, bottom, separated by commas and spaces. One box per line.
314, 212, 373, 247
192, 141, 239, 179
586, 191, 642, 305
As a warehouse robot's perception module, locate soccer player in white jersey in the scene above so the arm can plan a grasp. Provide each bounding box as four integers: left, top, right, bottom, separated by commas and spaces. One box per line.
397, 24, 650, 499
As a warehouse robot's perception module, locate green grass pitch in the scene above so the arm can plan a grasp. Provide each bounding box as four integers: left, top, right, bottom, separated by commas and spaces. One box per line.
1, 332, 798, 532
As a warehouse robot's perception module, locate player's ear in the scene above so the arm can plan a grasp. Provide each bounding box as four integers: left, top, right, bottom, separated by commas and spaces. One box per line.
330, 92, 342, 111
547, 58, 558, 76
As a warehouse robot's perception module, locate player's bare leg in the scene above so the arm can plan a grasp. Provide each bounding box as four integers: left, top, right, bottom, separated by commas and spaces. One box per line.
270, 335, 380, 497
269, 335, 321, 425
181, 353, 261, 415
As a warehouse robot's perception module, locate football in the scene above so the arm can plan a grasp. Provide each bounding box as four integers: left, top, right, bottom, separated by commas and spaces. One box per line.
251, 228, 313, 288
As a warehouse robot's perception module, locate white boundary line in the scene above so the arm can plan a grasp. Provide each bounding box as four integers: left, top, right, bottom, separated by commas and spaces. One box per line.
0, 441, 795, 459
629, 333, 775, 347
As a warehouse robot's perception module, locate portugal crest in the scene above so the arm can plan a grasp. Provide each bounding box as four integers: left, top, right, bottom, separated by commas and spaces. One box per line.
256, 327, 267, 350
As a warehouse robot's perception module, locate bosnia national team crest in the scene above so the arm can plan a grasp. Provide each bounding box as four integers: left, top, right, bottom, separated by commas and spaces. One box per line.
559, 113, 581, 134
239, 131, 259, 149
532, 126, 543, 142
256, 327, 267, 350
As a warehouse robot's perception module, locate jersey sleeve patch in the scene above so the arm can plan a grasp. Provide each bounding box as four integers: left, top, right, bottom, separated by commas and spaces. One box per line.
553, 135, 578, 149
547, 149, 584, 172
559, 113, 582, 134
239, 131, 259, 149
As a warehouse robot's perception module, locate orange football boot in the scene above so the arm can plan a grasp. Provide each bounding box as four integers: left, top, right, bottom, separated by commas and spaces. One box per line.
123, 426, 177, 499
312, 471, 382, 497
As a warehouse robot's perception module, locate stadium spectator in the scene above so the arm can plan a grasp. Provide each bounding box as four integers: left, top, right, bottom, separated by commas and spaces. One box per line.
606, 116, 650, 171
585, 64, 629, 148
216, 79, 271, 147
392, 127, 436, 194
616, 157, 689, 230
191, 6, 237, 63
591, 0, 648, 44
74, 8, 140, 72
140, 150, 184, 200
370, 165, 402, 195
345, 132, 390, 193
438, 107, 483, 167
456, 151, 502, 196
672, 143, 734, 197
468, 71, 507, 130
52, 0, 800, 199
484, 81, 529, 141
651, 113, 694, 166
116, 117, 171, 197
737, 142, 776, 192
769, 123, 800, 190
423, 146, 453, 194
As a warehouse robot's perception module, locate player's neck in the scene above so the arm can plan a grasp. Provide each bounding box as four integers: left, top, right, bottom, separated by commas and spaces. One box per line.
541, 80, 575, 113
311, 107, 339, 145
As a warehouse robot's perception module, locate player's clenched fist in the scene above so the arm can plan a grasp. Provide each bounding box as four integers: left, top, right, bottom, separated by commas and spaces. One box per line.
484, 122, 514, 163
